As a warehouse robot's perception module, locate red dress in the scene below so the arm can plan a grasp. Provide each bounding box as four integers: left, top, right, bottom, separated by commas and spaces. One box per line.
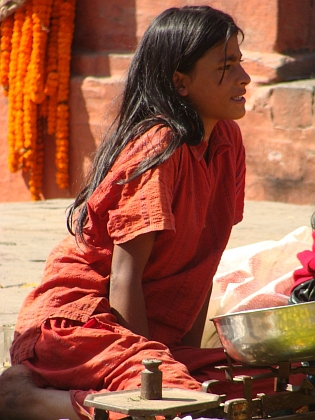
11, 120, 246, 419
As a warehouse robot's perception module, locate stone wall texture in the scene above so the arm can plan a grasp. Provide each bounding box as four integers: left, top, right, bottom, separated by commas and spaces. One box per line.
1, 0, 315, 204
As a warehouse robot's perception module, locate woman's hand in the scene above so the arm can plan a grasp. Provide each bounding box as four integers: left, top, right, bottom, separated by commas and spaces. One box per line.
109, 231, 157, 339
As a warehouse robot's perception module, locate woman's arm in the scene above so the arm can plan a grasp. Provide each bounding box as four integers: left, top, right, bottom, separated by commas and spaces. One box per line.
109, 231, 157, 339
181, 286, 212, 347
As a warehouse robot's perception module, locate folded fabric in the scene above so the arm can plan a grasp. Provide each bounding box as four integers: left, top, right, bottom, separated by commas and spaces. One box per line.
292, 230, 315, 290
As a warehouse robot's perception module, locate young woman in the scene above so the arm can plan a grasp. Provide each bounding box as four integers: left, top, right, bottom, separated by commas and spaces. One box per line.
0, 6, 251, 420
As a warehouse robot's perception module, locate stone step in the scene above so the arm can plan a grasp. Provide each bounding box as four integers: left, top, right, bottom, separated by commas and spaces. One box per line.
239, 78, 315, 204
71, 51, 133, 77
242, 50, 315, 84
71, 48, 315, 82
73, 0, 138, 52
72, 0, 315, 55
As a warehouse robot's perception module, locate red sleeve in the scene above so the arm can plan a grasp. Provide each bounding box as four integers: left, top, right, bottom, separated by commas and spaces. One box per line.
90, 126, 177, 244
107, 164, 176, 243
228, 121, 246, 225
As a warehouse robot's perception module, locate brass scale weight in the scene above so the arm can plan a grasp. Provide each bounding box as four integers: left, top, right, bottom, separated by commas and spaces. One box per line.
84, 359, 248, 420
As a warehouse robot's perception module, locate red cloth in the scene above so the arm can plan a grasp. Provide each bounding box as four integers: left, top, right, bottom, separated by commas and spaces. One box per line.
11, 120, 246, 419
21, 317, 305, 420
292, 230, 315, 291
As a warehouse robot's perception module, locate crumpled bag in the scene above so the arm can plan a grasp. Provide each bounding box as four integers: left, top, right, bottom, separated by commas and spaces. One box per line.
0, 0, 27, 22
288, 278, 315, 304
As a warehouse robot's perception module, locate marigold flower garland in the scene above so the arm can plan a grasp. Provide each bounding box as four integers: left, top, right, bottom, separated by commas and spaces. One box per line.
7, 5, 24, 172
0, 13, 13, 94
55, 0, 75, 190
0, 0, 76, 200
14, 2, 32, 171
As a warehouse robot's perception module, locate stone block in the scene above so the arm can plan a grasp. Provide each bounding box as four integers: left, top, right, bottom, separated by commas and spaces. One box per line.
246, 174, 315, 205
73, 0, 137, 52
242, 50, 315, 84
277, 0, 315, 53
209, 0, 278, 53
201, 0, 315, 54
72, 0, 315, 55
270, 82, 315, 129
68, 76, 124, 196
259, 139, 304, 182
136, 0, 269, 51
239, 80, 315, 204
71, 52, 132, 77
70, 76, 123, 128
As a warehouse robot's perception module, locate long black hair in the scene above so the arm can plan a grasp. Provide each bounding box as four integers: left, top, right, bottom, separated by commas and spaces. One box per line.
67, 6, 243, 240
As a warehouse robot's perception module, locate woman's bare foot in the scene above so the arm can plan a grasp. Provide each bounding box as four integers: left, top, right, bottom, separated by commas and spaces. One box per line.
0, 364, 38, 419
0, 364, 81, 420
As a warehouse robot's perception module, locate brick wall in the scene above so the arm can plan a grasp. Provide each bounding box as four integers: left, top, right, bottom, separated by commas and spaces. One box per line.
1, 0, 315, 203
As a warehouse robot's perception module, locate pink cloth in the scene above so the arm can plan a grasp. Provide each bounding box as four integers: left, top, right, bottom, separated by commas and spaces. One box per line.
292, 230, 315, 290
203, 226, 313, 348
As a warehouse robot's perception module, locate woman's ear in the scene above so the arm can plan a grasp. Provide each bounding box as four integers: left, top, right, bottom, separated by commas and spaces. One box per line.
173, 71, 189, 97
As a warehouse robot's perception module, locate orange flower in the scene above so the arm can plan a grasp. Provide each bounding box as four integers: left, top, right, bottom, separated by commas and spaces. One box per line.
28, 0, 53, 104
44, 0, 60, 97
0, 14, 14, 95
7, 6, 25, 172
29, 114, 44, 200
15, 2, 33, 166
1, 0, 76, 199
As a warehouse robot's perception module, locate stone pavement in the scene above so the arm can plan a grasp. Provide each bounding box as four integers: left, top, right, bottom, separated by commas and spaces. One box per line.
0, 198, 314, 325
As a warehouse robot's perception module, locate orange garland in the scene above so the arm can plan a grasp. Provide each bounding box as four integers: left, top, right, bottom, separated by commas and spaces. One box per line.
0, 14, 14, 95
7, 6, 25, 172
55, 0, 76, 190
15, 2, 33, 171
0, 0, 76, 200
28, 0, 53, 104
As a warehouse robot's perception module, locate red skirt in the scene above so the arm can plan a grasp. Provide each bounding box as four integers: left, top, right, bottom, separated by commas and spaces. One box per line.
19, 315, 305, 420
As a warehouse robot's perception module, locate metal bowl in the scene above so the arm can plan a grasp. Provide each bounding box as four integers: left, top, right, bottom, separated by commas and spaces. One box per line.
211, 301, 315, 366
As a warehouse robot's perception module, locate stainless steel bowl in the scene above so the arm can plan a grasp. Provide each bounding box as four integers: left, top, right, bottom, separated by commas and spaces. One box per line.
211, 301, 315, 366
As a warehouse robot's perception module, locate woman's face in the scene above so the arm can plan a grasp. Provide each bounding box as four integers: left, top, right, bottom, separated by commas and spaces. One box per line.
174, 34, 251, 139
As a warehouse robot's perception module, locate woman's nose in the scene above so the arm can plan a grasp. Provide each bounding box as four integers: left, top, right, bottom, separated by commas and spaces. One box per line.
240, 65, 251, 86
